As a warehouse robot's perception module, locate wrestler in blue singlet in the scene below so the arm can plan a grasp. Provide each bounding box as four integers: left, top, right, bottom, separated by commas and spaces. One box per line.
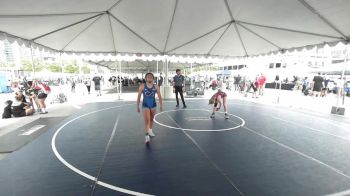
142, 84, 157, 109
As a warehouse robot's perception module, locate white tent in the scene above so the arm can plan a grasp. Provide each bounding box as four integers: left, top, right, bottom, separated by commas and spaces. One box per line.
0, 0, 349, 58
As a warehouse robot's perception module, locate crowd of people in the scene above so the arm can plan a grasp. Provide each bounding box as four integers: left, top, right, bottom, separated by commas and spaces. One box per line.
299, 73, 350, 98
1, 73, 108, 119
2, 79, 51, 119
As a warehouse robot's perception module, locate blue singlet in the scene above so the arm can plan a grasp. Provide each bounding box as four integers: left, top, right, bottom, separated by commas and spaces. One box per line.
142, 84, 157, 109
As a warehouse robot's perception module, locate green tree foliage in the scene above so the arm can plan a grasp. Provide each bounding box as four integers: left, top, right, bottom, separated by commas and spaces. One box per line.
21, 59, 45, 72
62, 60, 79, 73
81, 64, 91, 74
64, 64, 79, 73
47, 63, 62, 73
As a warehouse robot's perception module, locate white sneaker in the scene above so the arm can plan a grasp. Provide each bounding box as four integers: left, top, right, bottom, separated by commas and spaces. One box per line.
145, 135, 151, 144
210, 113, 215, 118
225, 113, 230, 119
148, 130, 155, 137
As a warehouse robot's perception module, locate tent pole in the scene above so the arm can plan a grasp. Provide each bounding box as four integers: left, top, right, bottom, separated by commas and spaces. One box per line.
60, 52, 64, 74
165, 59, 169, 86
162, 58, 165, 94
119, 61, 122, 94
315, 45, 318, 68
115, 60, 118, 93
276, 53, 283, 104
191, 62, 193, 87
340, 44, 348, 106
30, 44, 35, 78
157, 60, 159, 85
342, 43, 349, 106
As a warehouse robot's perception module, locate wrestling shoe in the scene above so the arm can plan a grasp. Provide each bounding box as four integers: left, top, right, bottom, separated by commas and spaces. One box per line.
145, 135, 151, 144
148, 130, 155, 137
225, 113, 230, 119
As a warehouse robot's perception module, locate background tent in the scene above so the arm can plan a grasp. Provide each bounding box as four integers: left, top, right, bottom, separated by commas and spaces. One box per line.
0, 0, 350, 58
217, 69, 232, 76
85, 59, 208, 73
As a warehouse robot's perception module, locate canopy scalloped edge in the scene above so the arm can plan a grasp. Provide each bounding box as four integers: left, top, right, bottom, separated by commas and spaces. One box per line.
1, 31, 348, 63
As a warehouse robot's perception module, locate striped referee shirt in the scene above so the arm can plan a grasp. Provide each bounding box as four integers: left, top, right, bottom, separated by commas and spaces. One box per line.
173, 75, 185, 87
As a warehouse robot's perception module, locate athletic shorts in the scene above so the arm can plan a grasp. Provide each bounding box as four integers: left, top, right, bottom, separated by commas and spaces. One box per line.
313, 86, 322, 92
95, 85, 101, 90
142, 106, 157, 110
12, 109, 26, 117
38, 93, 47, 99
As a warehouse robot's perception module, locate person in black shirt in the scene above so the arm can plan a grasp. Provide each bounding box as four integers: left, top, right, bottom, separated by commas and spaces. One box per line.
312, 73, 324, 97
92, 75, 102, 96
173, 69, 187, 108
158, 73, 163, 87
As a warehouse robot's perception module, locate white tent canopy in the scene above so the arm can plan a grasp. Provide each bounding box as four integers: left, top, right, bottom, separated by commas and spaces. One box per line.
0, 0, 350, 58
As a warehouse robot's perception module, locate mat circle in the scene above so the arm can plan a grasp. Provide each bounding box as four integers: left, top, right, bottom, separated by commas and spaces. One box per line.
154, 109, 245, 132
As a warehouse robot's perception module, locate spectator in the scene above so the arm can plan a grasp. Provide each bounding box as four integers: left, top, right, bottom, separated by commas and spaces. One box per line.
6, 79, 12, 93
274, 75, 280, 89
71, 79, 76, 93
312, 72, 324, 97
234, 75, 241, 91
84, 78, 91, 94
26, 80, 41, 112
302, 77, 309, 93
36, 81, 49, 114
92, 74, 102, 96
258, 73, 266, 96
157, 73, 164, 87
11, 91, 34, 117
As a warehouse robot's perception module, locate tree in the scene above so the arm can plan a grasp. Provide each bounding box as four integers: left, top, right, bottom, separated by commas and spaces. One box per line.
21, 59, 45, 72
64, 64, 79, 73
81, 64, 91, 74
47, 63, 62, 73
62, 60, 79, 73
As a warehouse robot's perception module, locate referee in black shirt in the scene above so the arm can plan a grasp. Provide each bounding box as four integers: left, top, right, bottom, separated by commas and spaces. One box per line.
173, 69, 187, 108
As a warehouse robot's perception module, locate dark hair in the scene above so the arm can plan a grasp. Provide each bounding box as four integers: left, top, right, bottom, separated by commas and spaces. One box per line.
176, 69, 181, 73
145, 72, 154, 79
